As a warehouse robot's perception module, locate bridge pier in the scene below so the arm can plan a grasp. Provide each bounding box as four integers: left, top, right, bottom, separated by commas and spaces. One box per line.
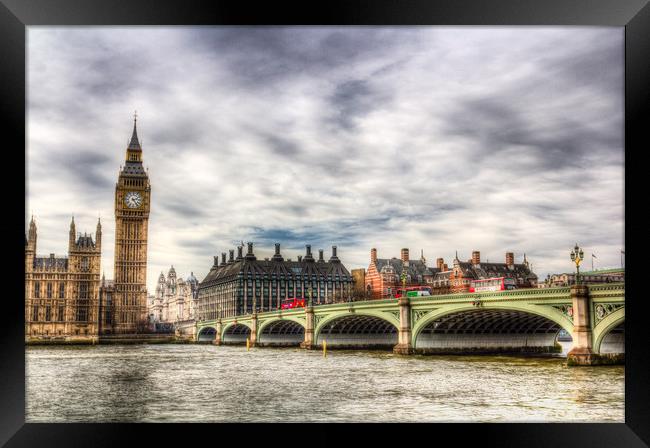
393, 296, 413, 355
213, 320, 222, 346
300, 306, 316, 349
566, 285, 617, 366
249, 314, 258, 347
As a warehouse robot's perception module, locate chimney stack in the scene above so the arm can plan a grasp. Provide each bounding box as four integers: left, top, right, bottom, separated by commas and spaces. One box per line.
236, 245, 243, 260
221, 252, 227, 265
329, 245, 340, 262
437, 257, 444, 271
318, 249, 324, 263
371, 248, 377, 264
304, 244, 314, 261
443, 263, 448, 271
228, 250, 234, 263
472, 251, 480, 265
506, 252, 514, 268
401, 248, 410, 263
272, 243, 283, 261
213, 256, 219, 267
245, 242, 256, 260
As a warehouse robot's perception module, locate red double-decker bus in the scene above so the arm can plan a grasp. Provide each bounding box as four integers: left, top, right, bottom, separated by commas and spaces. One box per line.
394, 286, 432, 298
469, 277, 517, 292
281, 297, 306, 309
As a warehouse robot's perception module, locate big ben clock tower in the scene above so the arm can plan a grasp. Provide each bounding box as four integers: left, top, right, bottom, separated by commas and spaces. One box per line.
113, 113, 151, 334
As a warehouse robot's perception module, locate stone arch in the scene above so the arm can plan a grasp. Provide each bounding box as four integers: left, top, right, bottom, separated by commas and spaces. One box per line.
314, 311, 399, 349
221, 322, 252, 344
593, 308, 625, 354
412, 304, 573, 354
197, 326, 217, 342
257, 318, 305, 346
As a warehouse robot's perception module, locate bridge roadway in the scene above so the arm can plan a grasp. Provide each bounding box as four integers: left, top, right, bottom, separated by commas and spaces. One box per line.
193, 283, 625, 366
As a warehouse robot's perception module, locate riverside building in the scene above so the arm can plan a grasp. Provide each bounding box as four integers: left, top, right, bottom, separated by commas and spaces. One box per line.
197, 243, 354, 321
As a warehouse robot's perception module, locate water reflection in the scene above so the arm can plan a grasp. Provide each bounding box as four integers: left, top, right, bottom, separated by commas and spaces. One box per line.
26, 345, 624, 423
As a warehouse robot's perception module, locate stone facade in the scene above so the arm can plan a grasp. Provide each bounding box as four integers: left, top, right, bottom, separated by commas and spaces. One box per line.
109, 118, 151, 334
25, 216, 102, 342
197, 243, 354, 321
148, 266, 199, 324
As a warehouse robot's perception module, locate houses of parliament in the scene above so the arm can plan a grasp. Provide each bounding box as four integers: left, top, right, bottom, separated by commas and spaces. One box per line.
25, 116, 151, 342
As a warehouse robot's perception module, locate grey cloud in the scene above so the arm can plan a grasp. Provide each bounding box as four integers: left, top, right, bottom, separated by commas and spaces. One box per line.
27, 27, 624, 288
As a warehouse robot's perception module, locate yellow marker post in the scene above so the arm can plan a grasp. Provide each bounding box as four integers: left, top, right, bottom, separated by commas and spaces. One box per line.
323, 339, 327, 357
246, 337, 250, 351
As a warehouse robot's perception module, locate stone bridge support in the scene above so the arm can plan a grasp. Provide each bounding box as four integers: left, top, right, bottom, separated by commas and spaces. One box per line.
300, 306, 315, 349
249, 314, 258, 347
393, 296, 413, 355
213, 320, 223, 346
567, 284, 621, 366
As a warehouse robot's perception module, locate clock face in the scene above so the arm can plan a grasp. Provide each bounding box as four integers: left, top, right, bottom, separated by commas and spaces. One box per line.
124, 191, 143, 208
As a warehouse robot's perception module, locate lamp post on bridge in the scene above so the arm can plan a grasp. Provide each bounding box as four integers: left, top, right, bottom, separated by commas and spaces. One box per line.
570, 243, 584, 285
400, 271, 407, 300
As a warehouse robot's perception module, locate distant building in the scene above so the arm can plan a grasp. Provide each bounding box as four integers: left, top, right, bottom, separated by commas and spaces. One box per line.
365, 248, 442, 299
197, 243, 354, 321
449, 251, 538, 293
351, 268, 367, 299
538, 268, 624, 288
149, 266, 199, 323
25, 216, 102, 341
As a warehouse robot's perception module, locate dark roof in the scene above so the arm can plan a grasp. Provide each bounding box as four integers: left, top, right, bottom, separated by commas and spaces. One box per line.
375, 258, 439, 281
128, 120, 142, 151
199, 255, 353, 289
121, 161, 147, 176
76, 234, 95, 248
34, 256, 68, 270
455, 261, 537, 280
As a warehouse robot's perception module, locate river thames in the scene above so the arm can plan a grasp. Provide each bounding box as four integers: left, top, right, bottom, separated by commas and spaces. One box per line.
26, 344, 624, 423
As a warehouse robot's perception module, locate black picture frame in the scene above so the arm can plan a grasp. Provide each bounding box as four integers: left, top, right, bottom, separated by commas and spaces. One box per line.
2, 0, 648, 446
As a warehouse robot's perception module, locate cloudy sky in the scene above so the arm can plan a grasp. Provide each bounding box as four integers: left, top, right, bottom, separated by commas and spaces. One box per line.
27, 27, 624, 292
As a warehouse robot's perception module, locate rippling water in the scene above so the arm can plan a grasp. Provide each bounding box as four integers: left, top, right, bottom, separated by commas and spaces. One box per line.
26, 344, 624, 422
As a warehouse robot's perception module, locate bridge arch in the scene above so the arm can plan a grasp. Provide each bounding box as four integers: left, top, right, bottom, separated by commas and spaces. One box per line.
314, 311, 399, 349
412, 304, 573, 354
197, 326, 217, 342
222, 322, 252, 344
593, 308, 625, 354
257, 318, 305, 346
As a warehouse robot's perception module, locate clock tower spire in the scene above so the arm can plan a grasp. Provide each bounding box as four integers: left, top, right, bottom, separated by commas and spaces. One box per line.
107, 113, 151, 335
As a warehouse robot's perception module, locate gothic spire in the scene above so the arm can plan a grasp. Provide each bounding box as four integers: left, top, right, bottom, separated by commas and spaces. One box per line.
128, 112, 142, 151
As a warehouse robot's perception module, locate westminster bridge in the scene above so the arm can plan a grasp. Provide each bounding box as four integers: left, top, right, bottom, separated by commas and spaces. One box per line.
192, 283, 625, 365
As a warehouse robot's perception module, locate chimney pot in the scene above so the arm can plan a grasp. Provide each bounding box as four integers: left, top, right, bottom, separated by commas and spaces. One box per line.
222, 252, 227, 264
472, 251, 480, 265
401, 248, 410, 262
275, 243, 280, 255
229, 250, 234, 262
371, 248, 377, 263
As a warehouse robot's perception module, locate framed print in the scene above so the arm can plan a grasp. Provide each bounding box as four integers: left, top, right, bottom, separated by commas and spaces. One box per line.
2, 0, 649, 446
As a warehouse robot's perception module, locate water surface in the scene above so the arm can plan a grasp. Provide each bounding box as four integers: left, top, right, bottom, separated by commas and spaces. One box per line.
26, 344, 624, 422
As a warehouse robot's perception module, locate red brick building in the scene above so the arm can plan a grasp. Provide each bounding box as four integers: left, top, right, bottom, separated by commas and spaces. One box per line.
448, 251, 538, 293
365, 248, 443, 299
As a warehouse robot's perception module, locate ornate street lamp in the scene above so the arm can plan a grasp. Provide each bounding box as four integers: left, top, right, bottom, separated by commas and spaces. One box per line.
570, 243, 585, 285
400, 271, 407, 300
308, 285, 313, 307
